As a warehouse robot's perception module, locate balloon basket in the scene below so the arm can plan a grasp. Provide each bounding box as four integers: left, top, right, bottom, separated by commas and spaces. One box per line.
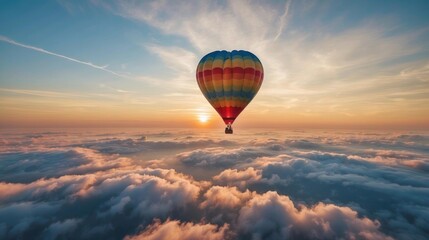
225, 125, 233, 134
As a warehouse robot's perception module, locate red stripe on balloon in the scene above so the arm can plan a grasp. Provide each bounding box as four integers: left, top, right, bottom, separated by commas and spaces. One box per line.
244, 68, 255, 75
232, 67, 244, 75
203, 70, 212, 77
214, 106, 245, 124
199, 67, 258, 79
212, 68, 223, 74
223, 68, 232, 75
197, 72, 203, 80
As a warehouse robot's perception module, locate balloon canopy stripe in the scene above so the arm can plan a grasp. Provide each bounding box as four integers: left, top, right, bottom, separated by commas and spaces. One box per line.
196, 50, 264, 125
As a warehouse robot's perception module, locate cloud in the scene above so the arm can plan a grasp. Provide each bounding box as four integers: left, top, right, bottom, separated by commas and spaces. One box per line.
79, 137, 235, 155
177, 147, 271, 168
213, 168, 262, 189
0, 88, 79, 98
147, 45, 197, 75
0, 158, 205, 239
43, 218, 81, 240
0, 201, 61, 239
246, 151, 429, 239
273, 0, 291, 41
200, 186, 255, 209
125, 219, 229, 240
146, 44, 200, 94
237, 191, 392, 240
102, 0, 287, 52
284, 139, 322, 149
0, 147, 132, 183
350, 149, 429, 172
1, 130, 428, 239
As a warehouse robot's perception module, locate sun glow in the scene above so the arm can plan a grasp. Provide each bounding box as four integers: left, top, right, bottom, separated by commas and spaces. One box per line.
198, 114, 209, 123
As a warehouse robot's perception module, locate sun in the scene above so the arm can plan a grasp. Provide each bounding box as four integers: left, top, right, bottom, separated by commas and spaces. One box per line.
198, 114, 209, 123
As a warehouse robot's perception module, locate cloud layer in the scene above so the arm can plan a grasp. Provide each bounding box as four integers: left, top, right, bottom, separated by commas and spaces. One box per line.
0, 129, 428, 239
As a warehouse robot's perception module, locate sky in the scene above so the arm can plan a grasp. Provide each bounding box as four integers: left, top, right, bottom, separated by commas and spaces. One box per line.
0, 129, 428, 239
1, 0, 429, 129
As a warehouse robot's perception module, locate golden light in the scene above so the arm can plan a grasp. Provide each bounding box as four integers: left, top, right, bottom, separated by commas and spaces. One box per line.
198, 114, 209, 123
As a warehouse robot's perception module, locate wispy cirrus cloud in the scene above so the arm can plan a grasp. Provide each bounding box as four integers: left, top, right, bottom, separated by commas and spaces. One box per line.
146, 44, 199, 91
0, 88, 79, 98
273, 0, 291, 41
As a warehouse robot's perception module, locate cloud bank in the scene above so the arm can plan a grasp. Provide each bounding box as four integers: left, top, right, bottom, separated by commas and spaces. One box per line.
0, 129, 428, 239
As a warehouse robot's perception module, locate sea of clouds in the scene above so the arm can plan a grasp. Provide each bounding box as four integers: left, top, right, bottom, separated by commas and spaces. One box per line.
0, 129, 428, 240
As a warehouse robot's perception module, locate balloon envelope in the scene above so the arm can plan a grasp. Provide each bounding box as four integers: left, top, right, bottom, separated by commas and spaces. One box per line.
196, 50, 264, 125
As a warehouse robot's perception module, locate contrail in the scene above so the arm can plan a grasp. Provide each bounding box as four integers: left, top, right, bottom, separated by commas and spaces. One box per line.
0, 35, 130, 79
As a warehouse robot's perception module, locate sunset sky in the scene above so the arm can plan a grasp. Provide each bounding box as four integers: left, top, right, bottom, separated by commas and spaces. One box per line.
1, 2, 429, 239
1, 0, 429, 129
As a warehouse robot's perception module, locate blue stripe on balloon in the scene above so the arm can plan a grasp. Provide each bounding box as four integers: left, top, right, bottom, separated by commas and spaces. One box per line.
224, 91, 232, 98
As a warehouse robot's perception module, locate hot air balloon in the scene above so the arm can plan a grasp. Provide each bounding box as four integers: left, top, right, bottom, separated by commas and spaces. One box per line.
196, 50, 264, 134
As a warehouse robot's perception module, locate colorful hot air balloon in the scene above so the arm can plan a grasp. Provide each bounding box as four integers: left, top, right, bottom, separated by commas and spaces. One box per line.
196, 50, 264, 134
